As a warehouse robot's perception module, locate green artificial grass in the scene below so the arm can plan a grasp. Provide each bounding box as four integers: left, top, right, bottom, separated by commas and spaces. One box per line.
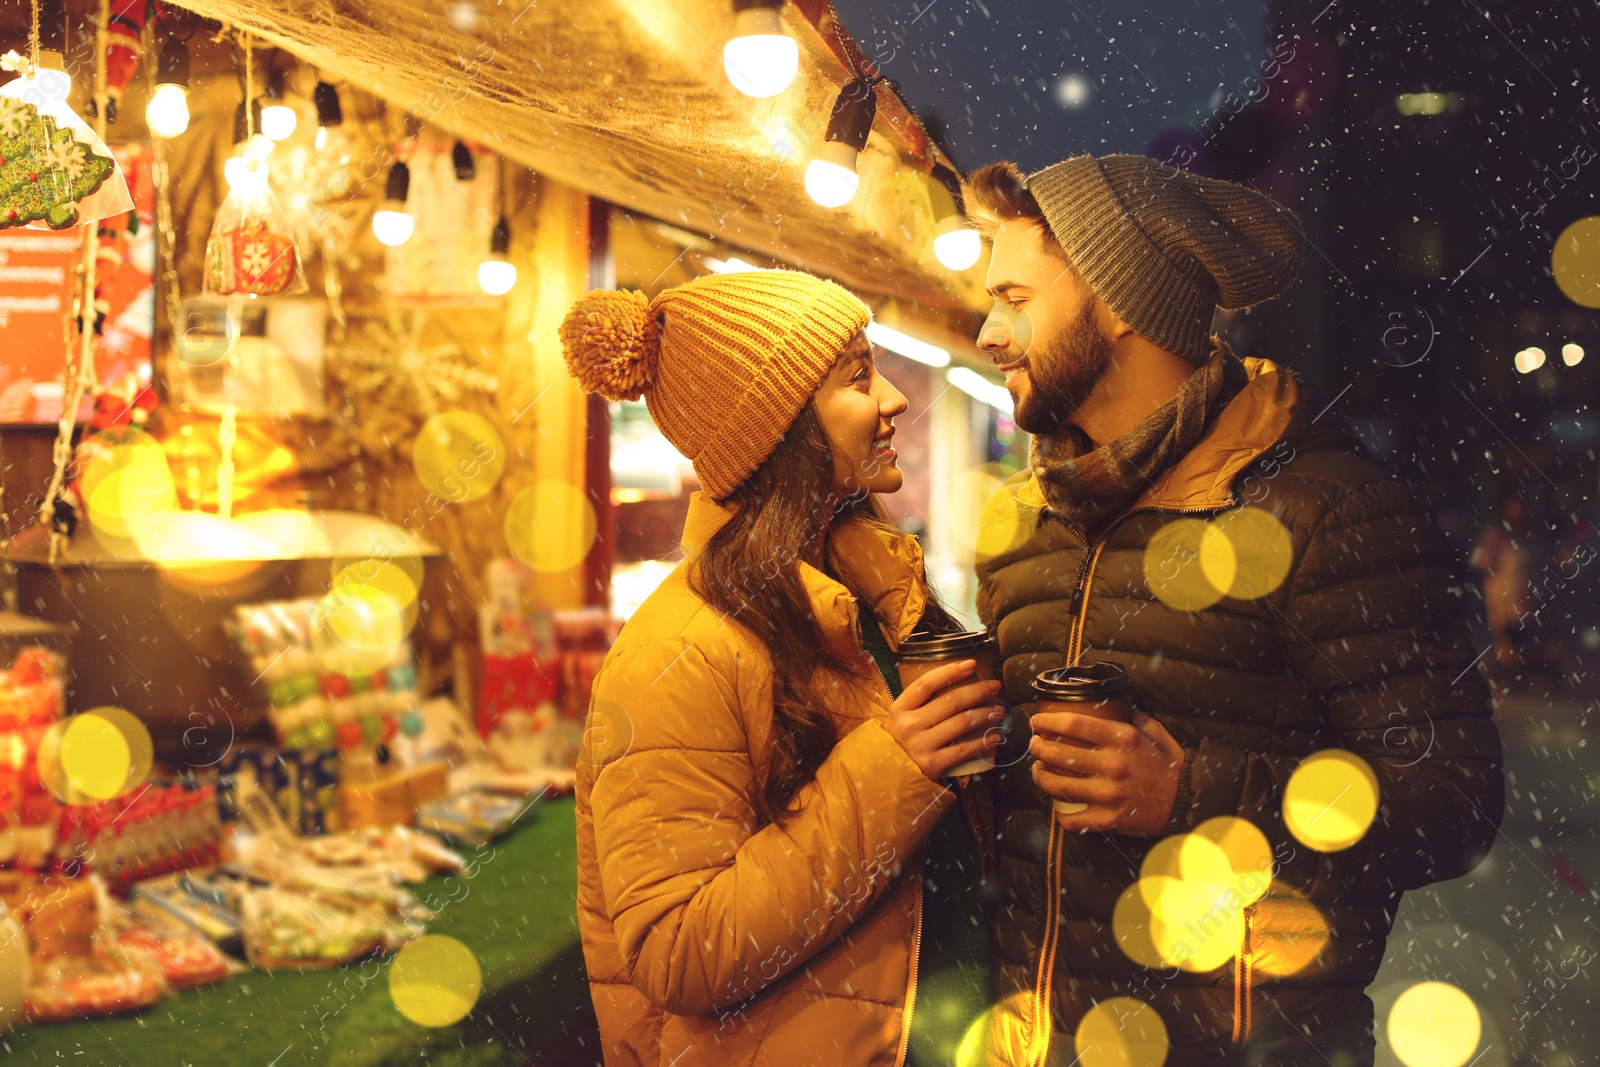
0, 798, 601, 1066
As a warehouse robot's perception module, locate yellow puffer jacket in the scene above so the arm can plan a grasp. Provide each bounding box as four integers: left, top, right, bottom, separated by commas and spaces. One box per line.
575, 494, 956, 1065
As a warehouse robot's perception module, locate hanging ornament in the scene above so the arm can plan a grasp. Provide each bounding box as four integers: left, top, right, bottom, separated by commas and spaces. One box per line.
0, 93, 116, 229
202, 34, 305, 297
0, 51, 133, 228
97, 0, 148, 123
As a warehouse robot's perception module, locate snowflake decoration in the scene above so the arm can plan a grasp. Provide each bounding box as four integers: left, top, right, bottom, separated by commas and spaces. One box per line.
328, 318, 501, 416
44, 137, 85, 181
0, 97, 26, 140
240, 240, 274, 280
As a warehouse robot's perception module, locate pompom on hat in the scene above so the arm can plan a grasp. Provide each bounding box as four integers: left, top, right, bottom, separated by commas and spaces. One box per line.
559, 269, 871, 500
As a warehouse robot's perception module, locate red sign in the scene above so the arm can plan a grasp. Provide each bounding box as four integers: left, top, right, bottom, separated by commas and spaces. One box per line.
0, 144, 154, 425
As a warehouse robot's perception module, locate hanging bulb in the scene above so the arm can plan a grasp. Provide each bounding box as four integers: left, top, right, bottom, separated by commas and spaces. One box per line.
372, 162, 415, 246
477, 216, 516, 295
451, 141, 476, 182
929, 165, 982, 270
805, 77, 876, 208
934, 225, 982, 271
145, 83, 189, 138
260, 103, 297, 141
313, 79, 342, 149
144, 35, 191, 138
723, 0, 798, 98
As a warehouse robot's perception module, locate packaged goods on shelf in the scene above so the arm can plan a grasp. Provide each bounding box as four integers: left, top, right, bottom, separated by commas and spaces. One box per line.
227, 597, 419, 754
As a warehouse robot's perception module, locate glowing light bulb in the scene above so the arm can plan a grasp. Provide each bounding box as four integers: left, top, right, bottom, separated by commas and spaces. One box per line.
806, 142, 860, 208
260, 103, 297, 141
373, 163, 414, 246
1563, 342, 1585, 366
808, 79, 876, 208
934, 226, 982, 270
144, 83, 190, 138
477, 259, 517, 295
723, 6, 798, 98
315, 126, 328, 150
478, 216, 515, 293
373, 207, 415, 246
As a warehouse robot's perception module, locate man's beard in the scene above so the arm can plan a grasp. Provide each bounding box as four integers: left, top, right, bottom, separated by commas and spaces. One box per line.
1012, 302, 1113, 436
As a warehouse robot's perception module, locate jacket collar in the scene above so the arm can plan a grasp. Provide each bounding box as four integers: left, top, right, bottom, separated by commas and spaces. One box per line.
1129, 355, 1298, 511
679, 492, 928, 651
1019, 356, 1299, 517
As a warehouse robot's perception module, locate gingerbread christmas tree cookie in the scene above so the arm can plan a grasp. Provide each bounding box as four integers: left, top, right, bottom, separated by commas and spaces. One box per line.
0, 94, 115, 230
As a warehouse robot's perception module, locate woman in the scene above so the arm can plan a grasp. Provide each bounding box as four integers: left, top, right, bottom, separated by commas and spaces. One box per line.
564, 269, 1000, 1065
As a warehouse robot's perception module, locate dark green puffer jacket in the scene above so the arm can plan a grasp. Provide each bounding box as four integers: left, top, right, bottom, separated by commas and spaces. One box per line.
970, 356, 1503, 1067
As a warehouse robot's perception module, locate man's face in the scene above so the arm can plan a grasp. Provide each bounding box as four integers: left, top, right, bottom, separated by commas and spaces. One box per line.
978, 221, 1113, 435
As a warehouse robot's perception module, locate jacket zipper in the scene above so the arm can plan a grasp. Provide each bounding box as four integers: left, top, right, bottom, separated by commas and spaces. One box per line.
1028, 502, 1228, 1066
1233, 904, 1255, 1044
894, 877, 924, 1067
852, 595, 926, 1067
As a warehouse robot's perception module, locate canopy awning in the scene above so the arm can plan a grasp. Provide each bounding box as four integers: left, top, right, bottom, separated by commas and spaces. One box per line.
164, 0, 987, 310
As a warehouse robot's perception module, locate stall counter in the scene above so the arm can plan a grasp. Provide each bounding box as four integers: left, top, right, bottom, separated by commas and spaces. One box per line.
1, 798, 597, 1066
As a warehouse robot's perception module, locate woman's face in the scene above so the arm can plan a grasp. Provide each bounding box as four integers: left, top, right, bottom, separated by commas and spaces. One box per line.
813, 331, 909, 497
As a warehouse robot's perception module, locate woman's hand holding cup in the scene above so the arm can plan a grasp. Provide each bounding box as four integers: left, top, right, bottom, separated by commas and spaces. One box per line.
886, 659, 1005, 781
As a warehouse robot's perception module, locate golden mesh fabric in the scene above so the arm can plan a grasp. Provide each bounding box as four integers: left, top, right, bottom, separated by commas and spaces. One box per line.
163, 0, 986, 311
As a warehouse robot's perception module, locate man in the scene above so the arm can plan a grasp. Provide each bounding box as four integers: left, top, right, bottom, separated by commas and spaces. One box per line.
963, 155, 1504, 1066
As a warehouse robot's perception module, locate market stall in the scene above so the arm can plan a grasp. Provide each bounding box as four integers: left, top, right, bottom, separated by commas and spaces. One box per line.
0, 0, 1004, 1060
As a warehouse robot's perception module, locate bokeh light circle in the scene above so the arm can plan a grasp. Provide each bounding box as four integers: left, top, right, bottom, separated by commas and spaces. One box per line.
81, 439, 179, 541
1193, 815, 1274, 901
1143, 518, 1223, 611
389, 935, 482, 1027
313, 582, 411, 676
1201, 507, 1294, 600
1387, 981, 1482, 1067
974, 476, 1035, 563
38, 707, 153, 805
1284, 749, 1380, 852
1111, 879, 1169, 970
1074, 997, 1169, 1067
1552, 216, 1600, 309
504, 481, 598, 573
1150, 876, 1245, 973
414, 411, 506, 504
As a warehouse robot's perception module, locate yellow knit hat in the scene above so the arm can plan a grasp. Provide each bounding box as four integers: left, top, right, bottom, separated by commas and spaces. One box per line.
560, 270, 871, 500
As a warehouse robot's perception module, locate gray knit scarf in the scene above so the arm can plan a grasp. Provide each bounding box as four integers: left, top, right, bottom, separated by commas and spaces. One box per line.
1029, 342, 1243, 534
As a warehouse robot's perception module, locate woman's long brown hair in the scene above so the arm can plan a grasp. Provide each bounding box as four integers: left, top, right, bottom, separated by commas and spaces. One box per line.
690, 398, 960, 824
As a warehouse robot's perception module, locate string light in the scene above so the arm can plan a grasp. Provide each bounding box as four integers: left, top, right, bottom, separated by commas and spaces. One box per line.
144, 35, 190, 139
313, 78, 342, 149
723, 0, 798, 98
260, 102, 296, 141
477, 217, 516, 295
806, 77, 876, 208
372, 162, 415, 246
931, 164, 981, 270
451, 141, 475, 181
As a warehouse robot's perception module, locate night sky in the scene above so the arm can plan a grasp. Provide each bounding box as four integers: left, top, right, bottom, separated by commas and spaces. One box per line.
838, 0, 1269, 171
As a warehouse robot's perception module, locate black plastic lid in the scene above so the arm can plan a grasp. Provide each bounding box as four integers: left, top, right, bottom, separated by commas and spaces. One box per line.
1032, 661, 1131, 700
896, 630, 996, 662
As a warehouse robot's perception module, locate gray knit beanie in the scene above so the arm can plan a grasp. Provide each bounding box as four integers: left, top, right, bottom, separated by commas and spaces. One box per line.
1025, 154, 1304, 363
